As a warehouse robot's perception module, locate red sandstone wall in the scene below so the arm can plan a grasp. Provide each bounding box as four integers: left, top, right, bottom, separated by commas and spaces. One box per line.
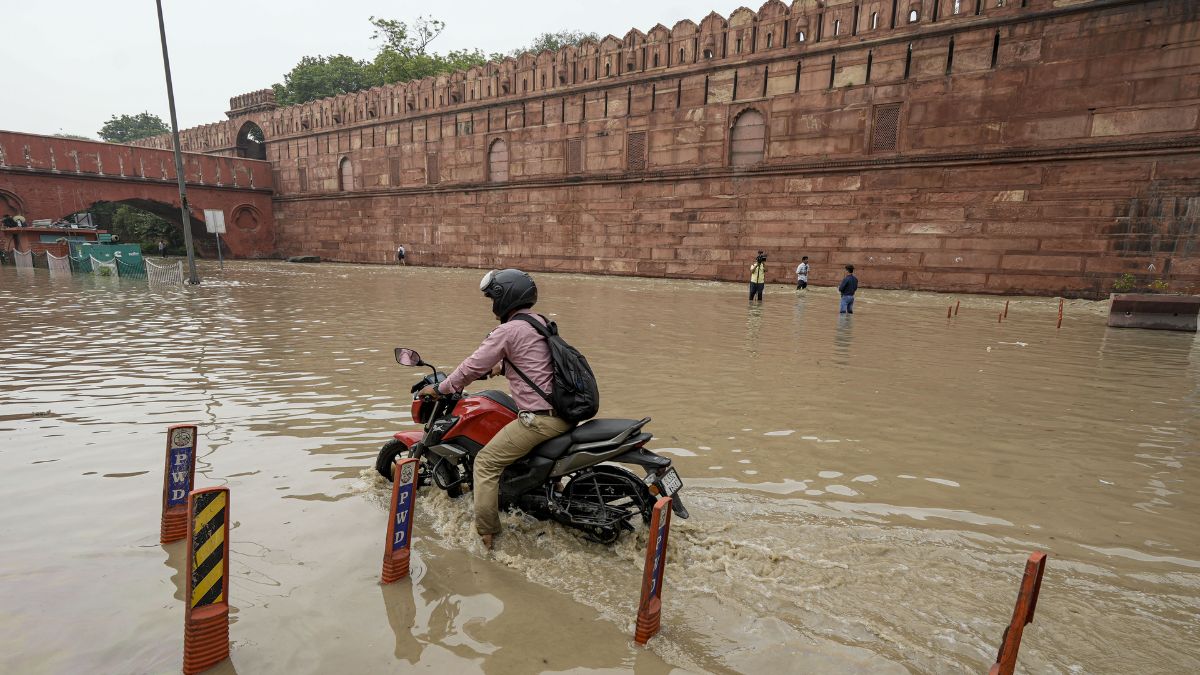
147, 0, 1200, 296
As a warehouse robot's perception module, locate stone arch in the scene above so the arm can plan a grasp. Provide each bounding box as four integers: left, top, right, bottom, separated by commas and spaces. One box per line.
235, 121, 266, 160
338, 156, 354, 191
0, 188, 27, 217
230, 203, 264, 232
487, 138, 509, 183
730, 108, 766, 167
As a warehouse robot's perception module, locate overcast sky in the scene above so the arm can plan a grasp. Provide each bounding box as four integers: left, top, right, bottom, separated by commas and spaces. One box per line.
1, 0, 750, 139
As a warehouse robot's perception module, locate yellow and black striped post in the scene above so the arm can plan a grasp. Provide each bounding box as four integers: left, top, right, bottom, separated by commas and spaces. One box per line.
183, 487, 230, 674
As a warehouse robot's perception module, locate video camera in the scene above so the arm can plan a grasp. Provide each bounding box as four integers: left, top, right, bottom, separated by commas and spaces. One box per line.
755, 252, 767, 264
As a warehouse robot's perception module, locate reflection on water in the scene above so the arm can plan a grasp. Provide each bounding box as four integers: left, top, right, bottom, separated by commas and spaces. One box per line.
1, 262, 1198, 674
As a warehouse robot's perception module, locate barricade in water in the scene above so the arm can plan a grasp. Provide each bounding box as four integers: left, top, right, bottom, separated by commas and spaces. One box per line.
161, 424, 198, 544
47, 251, 71, 275
89, 256, 118, 278
14, 249, 33, 269
183, 487, 231, 674
381, 458, 419, 584
116, 257, 147, 279
147, 259, 185, 286
989, 551, 1048, 675
635, 496, 673, 645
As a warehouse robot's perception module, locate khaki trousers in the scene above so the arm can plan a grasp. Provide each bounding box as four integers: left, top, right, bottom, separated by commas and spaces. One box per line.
473, 414, 571, 536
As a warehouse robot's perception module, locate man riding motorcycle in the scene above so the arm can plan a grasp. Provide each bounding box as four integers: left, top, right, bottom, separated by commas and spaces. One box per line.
417, 269, 569, 550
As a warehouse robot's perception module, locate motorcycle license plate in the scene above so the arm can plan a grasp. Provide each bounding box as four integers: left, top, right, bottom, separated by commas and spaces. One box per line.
658, 468, 683, 497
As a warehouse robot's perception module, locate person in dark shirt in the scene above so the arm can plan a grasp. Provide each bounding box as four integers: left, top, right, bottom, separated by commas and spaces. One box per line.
838, 264, 858, 314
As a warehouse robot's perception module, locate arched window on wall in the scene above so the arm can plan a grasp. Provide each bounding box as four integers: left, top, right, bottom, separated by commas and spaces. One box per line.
488, 138, 509, 182
730, 109, 766, 167
338, 157, 354, 191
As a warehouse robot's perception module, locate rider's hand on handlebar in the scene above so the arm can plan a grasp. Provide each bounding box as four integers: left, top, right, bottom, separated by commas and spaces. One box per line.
488, 362, 503, 379
417, 384, 442, 399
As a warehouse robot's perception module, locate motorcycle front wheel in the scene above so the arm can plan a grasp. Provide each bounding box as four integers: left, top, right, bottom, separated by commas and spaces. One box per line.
374, 439, 462, 498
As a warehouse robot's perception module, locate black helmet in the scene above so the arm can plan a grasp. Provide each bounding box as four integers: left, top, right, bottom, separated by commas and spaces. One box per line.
480, 269, 537, 321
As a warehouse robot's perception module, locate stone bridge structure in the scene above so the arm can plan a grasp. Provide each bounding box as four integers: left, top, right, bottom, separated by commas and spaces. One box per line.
0, 131, 274, 258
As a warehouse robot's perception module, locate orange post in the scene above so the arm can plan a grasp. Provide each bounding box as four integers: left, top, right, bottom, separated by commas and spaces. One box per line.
382, 458, 420, 584
947, 306, 952, 319
635, 497, 673, 645
955, 300, 960, 316
183, 487, 231, 674
998, 312, 1003, 323
161, 424, 198, 544
1004, 300, 1009, 318
989, 552, 1048, 675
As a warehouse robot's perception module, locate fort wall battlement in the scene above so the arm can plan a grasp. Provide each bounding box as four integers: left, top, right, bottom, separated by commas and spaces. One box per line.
134, 0, 1200, 296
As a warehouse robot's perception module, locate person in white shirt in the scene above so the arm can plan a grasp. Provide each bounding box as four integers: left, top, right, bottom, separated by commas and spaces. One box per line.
396, 244, 406, 265
796, 256, 810, 290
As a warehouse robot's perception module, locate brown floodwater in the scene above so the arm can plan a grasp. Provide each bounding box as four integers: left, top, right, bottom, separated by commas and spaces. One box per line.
1, 261, 1197, 674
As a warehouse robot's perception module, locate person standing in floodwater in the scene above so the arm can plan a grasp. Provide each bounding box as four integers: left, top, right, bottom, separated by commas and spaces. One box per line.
396, 244, 406, 266
796, 256, 810, 290
157, 240, 166, 258
749, 251, 767, 302
838, 265, 858, 314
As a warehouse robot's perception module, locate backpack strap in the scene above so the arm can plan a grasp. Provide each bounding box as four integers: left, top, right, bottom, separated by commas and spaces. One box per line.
503, 357, 552, 405
503, 313, 553, 405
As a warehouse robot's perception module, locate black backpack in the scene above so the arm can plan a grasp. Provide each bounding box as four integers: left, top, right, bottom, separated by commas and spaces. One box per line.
505, 314, 600, 423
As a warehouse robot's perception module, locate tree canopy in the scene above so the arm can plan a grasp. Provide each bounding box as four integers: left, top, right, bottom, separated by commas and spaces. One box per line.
271, 17, 598, 106
509, 30, 600, 56
97, 112, 169, 143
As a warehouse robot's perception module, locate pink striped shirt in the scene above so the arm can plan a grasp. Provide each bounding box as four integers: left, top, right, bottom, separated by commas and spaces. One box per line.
436, 309, 554, 411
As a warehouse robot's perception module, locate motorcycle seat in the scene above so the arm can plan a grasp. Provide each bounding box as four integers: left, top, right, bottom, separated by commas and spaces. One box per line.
570, 419, 643, 444
528, 418, 646, 461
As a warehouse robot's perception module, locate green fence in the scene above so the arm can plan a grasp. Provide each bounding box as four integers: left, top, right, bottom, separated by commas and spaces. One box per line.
69, 255, 92, 274
116, 257, 146, 279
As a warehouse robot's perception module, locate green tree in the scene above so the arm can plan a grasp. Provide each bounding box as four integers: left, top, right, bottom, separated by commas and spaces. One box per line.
271, 54, 382, 107
76, 203, 184, 254
97, 112, 169, 143
511, 30, 600, 56
369, 16, 489, 86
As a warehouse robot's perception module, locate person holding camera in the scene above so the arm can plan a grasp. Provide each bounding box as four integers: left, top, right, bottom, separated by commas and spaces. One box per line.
749, 251, 767, 302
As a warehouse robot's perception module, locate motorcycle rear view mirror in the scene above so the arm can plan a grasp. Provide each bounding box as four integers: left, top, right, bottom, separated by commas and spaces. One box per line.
395, 348, 423, 367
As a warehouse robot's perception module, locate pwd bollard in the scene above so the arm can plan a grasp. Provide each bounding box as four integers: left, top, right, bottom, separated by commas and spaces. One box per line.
634, 497, 673, 645
184, 487, 231, 674
381, 458, 419, 584
161, 424, 198, 544
989, 551, 1048, 675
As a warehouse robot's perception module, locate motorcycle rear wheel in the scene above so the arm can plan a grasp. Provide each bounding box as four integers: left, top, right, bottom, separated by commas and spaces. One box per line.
562, 465, 654, 544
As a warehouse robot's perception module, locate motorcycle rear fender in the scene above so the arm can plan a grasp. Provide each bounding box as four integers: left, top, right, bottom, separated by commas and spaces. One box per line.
609, 446, 672, 470
392, 431, 424, 447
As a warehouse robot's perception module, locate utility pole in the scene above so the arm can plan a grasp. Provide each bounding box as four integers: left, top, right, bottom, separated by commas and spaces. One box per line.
155, 0, 200, 285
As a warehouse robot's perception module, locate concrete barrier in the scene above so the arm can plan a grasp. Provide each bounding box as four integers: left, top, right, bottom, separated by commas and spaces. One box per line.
1107, 294, 1200, 332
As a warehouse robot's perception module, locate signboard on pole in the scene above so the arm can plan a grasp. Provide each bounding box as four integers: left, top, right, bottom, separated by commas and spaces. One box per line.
203, 209, 226, 234
381, 458, 419, 583
161, 424, 198, 544
635, 496, 673, 645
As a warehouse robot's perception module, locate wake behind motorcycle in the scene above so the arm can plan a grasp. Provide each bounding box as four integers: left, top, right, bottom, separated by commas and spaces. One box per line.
375, 347, 688, 543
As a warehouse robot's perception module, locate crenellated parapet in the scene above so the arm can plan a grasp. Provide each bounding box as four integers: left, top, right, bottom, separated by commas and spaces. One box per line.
132, 0, 1071, 152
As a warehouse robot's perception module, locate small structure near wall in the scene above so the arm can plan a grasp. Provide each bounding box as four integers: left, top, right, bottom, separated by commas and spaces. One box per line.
2, 221, 107, 259
1107, 294, 1200, 332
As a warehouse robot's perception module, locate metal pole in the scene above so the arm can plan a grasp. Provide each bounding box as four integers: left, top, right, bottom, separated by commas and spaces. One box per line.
215, 230, 223, 269
155, 0, 200, 285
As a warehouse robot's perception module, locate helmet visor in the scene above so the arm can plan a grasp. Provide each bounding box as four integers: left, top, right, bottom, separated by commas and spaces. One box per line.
479, 270, 498, 295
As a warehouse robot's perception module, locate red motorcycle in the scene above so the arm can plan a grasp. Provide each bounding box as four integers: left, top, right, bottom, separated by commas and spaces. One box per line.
375, 347, 688, 543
